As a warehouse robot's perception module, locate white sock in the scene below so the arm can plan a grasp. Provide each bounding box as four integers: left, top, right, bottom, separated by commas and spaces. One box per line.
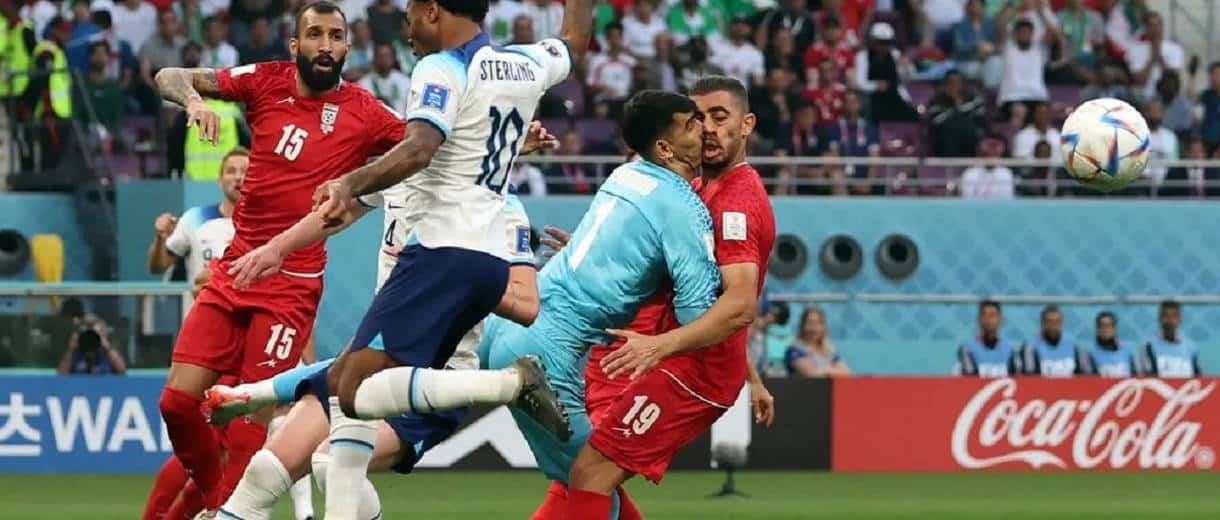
325, 397, 378, 520
289, 475, 314, 520
353, 366, 521, 419
312, 452, 382, 520
232, 379, 279, 409
217, 449, 292, 520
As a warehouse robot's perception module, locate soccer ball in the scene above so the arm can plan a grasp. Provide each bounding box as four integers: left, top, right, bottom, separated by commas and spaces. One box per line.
1060, 98, 1151, 191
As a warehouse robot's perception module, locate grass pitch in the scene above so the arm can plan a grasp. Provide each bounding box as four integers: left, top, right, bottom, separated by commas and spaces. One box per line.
1, 470, 1219, 518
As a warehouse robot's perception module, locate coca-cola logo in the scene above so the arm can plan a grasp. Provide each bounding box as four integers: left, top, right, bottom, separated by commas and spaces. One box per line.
951, 378, 1216, 470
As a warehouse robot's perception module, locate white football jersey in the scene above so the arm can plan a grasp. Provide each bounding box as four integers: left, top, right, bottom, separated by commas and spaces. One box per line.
359, 187, 536, 370
164, 204, 235, 282
402, 32, 571, 260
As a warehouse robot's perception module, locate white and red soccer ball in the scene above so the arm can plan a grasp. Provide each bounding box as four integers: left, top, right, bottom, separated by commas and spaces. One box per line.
1060, 98, 1151, 192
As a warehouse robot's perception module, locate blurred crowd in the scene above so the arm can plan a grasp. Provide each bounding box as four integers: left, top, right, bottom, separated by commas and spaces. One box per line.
3, 0, 1220, 195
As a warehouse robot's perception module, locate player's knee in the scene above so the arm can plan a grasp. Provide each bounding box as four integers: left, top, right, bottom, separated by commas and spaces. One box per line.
158, 387, 195, 425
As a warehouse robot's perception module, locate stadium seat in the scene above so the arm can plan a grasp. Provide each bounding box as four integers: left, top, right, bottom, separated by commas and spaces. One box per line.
879, 122, 923, 156
905, 82, 936, 113
549, 78, 586, 118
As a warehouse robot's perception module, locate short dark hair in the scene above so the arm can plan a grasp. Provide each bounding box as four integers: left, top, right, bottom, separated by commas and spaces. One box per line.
689, 75, 749, 112
91, 9, 112, 29
621, 90, 698, 161
182, 40, 203, 55
821, 15, 840, 29
979, 299, 1001, 314
1161, 300, 1181, 313
433, 0, 491, 24
203, 15, 223, 29
1041, 305, 1061, 320
295, 1, 347, 37
1014, 19, 1034, 32
605, 21, 623, 34
1209, 61, 1220, 74
88, 40, 109, 56
1096, 311, 1117, 326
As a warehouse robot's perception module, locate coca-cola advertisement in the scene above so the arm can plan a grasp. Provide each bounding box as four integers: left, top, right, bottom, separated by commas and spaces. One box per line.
832, 377, 1220, 472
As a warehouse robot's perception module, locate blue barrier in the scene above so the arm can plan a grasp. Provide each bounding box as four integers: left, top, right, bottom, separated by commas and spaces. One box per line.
0, 375, 171, 474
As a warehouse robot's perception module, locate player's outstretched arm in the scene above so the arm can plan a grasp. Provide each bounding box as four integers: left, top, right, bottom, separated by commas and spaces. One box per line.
558, 0, 595, 62
603, 263, 759, 379
154, 67, 224, 144
227, 201, 373, 289
494, 265, 540, 326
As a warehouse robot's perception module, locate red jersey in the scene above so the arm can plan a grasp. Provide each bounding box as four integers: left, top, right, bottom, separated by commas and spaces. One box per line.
803, 83, 847, 126
215, 61, 406, 275
596, 164, 775, 406
803, 40, 856, 80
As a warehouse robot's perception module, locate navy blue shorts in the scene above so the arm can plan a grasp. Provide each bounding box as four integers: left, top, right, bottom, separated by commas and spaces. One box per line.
304, 363, 467, 474
351, 245, 509, 368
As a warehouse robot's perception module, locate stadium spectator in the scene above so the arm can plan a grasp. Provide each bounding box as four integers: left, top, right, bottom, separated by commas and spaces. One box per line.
359, 43, 410, 115
829, 0, 871, 42
486, 0, 526, 45
803, 15, 854, 86
586, 22, 635, 109
1021, 305, 1083, 377
997, 16, 1051, 112
239, 17, 288, 64
366, 0, 403, 44
803, 59, 847, 127
777, 97, 820, 158
228, 0, 285, 50
956, 300, 1021, 377
711, 18, 765, 88
1080, 57, 1136, 105
509, 161, 547, 196
198, 0, 230, 19
545, 129, 594, 195
1007, 0, 1061, 44
631, 33, 677, 92
339, 0, 372, 22
1140, 300, 1200, 377
1201, 62, 1220, 151
21, 0, 63, 39
509, 13, 535, 45
855, 22, 918, 122
176, 0, 205, 43
1099, 0, 1140, 57
753, 0, 816, 53
750, 68, 798, 147
88, 10, 138, 88
343, 18, 374, 82
1017, 140, 1067, 197
1012, 102, 1062, 160
921, 0, 966, 49
148, 147, 245, 282
928, 69, 987, 158
785, 307, 850, 377
908, 36, 955, 82
622, 0, 665, 60
763, 28, 803, 79
1144, 99, 1179, 185
391, 11, 418, 75
953, 0, 999, 81
65, 0, 101, 73
676, 37, 724, 93
28, 17, 74, 129
525, 0, 564, 41
73, 41, 125, 139
818, 91, 880, 195
138, 9, 185, 100
58, 315, 127, 375
111, 0, 156, 53
200, 16, 238, 69
1156, 70, 1194, 135
1080, 311, 1140, 377
1126, 11, 1184, 101
1053, 0, 1104, 84
959, 137, 1015, 199
666, 0, 719, 47
750, 299, 792, 377
1160, 136, 1218, 198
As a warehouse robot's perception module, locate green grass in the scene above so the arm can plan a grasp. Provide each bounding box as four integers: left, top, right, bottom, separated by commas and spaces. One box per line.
2, 471, 1220, 518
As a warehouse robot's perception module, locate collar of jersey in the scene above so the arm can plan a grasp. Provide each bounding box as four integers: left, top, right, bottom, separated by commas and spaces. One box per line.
444, 31, 492, 67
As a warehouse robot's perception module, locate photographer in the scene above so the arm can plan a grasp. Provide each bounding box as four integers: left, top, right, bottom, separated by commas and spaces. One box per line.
57, 316, 127, 375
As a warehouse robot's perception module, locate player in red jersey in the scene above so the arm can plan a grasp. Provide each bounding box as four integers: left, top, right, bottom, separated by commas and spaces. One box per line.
537, 77, 777, 520
149, 2, 407, 516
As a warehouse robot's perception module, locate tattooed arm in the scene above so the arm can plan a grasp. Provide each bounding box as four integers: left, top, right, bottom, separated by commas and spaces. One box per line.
154, 68, 223, 144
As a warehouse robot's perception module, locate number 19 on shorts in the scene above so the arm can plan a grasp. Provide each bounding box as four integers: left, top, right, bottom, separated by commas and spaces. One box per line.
623, 395, 662, 435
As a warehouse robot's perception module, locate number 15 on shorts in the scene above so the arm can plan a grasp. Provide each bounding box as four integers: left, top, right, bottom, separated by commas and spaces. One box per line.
623, 395, 662, 435
264, 323, 296, 360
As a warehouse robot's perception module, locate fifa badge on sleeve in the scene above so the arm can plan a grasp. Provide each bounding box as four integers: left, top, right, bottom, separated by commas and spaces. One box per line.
321, 102, 340, 135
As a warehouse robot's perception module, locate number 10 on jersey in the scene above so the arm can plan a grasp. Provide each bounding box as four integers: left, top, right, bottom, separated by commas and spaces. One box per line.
477, 107, 525, 192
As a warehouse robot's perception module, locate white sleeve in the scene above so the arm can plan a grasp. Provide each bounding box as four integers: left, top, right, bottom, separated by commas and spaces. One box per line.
508, 38, 574, 90
406, 54, 466, 140
503, 196, 535, 265
164, 208, 194, 257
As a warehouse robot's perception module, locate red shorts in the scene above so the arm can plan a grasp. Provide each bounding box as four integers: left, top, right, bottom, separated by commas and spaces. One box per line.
173, 266, 322, 383
588, 366, 730, 483
584, 344, 631, 428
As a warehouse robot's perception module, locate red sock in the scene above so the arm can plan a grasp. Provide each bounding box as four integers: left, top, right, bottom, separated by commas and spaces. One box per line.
159, 387, 223, 509
530, 481, 568, 519
616, 485, 644, 520
566, 489, 612, 520
141, 456, 189, 520
164, 480, 203, 520
217, 420, 269, 503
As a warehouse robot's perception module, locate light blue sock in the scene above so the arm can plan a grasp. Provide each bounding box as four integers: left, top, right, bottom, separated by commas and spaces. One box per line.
271, 359, 336, 404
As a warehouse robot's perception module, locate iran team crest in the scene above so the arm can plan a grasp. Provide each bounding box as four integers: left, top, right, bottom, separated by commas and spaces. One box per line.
321, 102, 340, 134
